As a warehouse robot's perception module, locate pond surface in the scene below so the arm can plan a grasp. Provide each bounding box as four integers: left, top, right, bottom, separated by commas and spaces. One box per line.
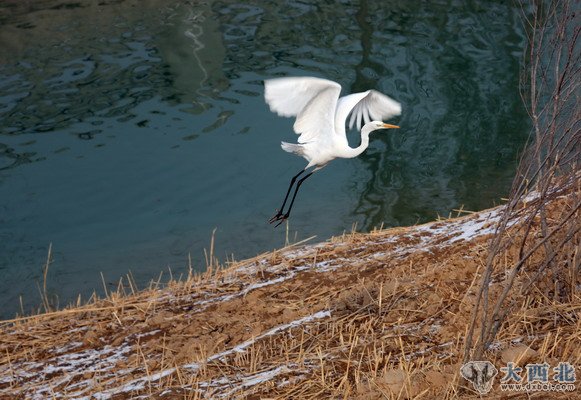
0, 0, 529, 318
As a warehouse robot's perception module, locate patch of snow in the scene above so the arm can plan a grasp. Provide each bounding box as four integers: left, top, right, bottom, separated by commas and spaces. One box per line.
0, 329, 169, 400
488, 341, 503, 351
51, 340, 84, 355
214, 365, 293, 398
189, 272, 296, 312
84, 367, 178, 400
429, 324, 442, 335
404, 341, 454, 361
188, 309, 331, 366
76, 310, 331, 399
134, 329, 160, 339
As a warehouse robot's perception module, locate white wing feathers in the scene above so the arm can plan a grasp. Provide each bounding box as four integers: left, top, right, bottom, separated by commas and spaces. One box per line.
293, 87, 340, 143
336, 90, 402, 133
264, 77, 341, 118
264, 77, 341, 144
264, 77, 401, 143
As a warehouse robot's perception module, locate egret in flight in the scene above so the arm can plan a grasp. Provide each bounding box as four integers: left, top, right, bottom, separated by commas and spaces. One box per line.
264, 76, 401, 226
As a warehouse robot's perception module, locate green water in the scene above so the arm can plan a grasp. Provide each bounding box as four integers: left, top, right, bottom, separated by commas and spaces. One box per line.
0, 0, 530, 318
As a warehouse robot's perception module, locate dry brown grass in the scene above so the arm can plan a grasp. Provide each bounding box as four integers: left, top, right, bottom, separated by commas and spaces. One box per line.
0, 180, 578, 399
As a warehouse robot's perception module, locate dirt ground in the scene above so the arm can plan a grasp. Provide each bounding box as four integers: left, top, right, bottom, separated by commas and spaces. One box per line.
0, 187, 579, 399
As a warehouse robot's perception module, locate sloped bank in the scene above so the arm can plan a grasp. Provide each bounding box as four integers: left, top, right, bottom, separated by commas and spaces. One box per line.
0, 186, 578, 399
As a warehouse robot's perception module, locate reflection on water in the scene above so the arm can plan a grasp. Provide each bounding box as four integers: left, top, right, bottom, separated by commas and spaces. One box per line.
0, 0, 529, 318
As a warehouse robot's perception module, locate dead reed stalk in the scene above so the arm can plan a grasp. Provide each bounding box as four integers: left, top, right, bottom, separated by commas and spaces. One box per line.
36, 243, 53, 314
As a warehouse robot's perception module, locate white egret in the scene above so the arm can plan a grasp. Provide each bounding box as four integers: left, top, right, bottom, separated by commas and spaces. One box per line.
264, 76, 402, 226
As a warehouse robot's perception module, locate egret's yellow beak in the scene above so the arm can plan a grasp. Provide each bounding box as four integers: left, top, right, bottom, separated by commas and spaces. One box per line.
382, 123, 400, 129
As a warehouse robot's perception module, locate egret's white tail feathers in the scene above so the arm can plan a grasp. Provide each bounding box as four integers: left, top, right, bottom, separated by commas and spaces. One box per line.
281, 141, 304, 156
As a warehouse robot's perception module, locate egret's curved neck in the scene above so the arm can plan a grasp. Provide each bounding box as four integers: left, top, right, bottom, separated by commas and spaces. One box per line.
343, 127, 371, 159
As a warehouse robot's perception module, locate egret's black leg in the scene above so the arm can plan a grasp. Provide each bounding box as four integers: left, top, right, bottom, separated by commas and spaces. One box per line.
274, 172, 313, 227
269, 169, 305, 224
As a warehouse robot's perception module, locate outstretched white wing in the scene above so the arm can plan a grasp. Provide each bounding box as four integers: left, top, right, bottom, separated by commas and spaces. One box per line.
334, 90, 401, 136
264, 77, 342, 144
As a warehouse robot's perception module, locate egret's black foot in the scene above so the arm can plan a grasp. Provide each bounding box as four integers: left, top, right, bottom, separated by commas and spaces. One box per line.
269, 211, 289, 227
274, 214, 289, 228
268, 211, 283, 224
